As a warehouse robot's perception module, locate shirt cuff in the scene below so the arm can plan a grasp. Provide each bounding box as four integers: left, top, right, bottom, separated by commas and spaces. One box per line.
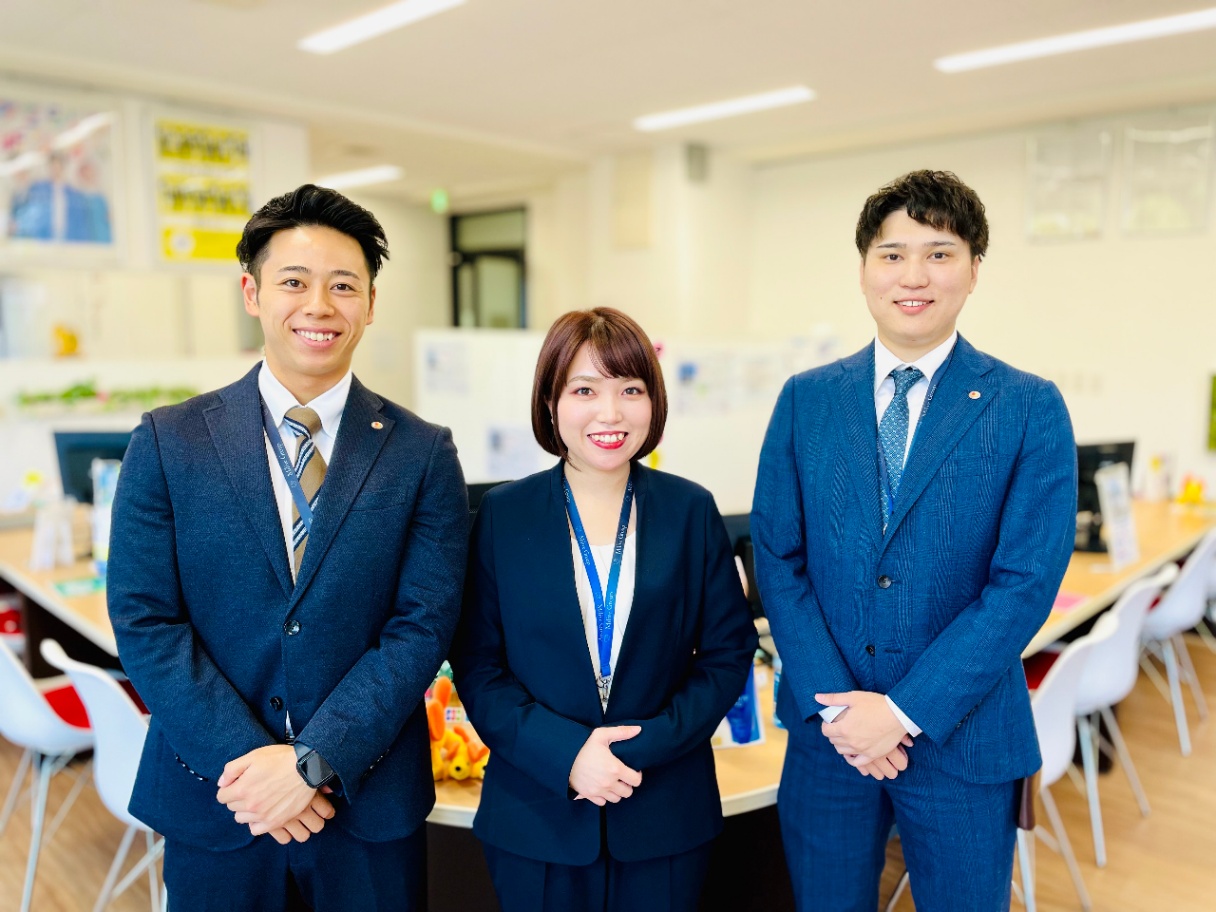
818, 705, 847, 723
885, 696, 921, 738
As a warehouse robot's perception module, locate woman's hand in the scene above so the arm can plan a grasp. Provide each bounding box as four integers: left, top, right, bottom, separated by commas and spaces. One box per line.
568, 725, 643, 806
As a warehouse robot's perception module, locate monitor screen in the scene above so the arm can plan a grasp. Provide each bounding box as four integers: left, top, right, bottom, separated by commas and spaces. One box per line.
1077, 441, 1135, 515
53, 431, 133, 504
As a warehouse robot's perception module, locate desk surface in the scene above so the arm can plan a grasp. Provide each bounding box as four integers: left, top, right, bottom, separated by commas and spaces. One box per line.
3, 499, 1213, 828
0, 524, 115, 656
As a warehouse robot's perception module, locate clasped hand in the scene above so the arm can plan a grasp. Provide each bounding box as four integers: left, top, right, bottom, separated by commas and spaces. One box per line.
568, 725, 643, 806
816, 691, 915, 781
216, 744, 335, 845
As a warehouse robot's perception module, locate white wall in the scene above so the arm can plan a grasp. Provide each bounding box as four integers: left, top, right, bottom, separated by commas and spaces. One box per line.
748, 116, 1216, 492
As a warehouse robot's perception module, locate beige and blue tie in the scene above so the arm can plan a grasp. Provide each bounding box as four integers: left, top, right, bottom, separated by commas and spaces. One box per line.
879, 366, 923, 528
284, 406, 326, 575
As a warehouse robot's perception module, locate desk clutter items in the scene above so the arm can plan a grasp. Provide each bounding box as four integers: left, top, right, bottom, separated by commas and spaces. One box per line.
712, 664, 764, 748
1176, 475, 1206, 505
90, 458, 120, 577
0, 592, 23, 655
427, 669, 489, 782
29, 500, 76, 570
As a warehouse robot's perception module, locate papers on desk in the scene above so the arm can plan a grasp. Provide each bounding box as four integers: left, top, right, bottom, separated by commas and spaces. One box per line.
52, 577, 105, 598
1052, 591, 1087, 614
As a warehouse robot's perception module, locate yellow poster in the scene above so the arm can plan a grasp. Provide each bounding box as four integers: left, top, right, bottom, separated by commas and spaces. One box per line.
154, 119, 251, 263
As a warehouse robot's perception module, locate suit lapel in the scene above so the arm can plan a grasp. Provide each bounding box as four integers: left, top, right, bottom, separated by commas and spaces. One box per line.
205, 366, 293, 598
290, 377, 392, 604
881, 336, 996, 545
832, 344, 885, 543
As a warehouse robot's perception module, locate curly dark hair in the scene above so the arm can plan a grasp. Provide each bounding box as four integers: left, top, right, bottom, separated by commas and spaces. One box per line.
855, 170, 988, 259
236, 184, 389, 284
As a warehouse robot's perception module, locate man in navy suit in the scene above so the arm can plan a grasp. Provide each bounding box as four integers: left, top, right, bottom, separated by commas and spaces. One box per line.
107, 185, 467, 911
752, 171, 1077, 911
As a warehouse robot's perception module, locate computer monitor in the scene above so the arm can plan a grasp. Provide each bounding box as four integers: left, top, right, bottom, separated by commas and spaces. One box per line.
53, 430, 133, 504
1075, 440, 1135, 552
466, 481, 509, 527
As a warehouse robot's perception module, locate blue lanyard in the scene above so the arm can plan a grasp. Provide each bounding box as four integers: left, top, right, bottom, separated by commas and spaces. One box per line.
876, 346, 955, 524
260, 398, 315, 536
563, 472, 633, 688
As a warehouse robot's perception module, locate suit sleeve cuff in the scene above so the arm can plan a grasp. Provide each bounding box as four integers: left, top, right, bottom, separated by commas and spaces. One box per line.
885, 696, 921, 738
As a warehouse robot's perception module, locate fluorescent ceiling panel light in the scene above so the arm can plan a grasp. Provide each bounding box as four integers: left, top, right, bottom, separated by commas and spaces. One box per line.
299, 0, 465, 54
935, 7, 1216, 72
315, 165, 404, 190
634, 86, 815, 132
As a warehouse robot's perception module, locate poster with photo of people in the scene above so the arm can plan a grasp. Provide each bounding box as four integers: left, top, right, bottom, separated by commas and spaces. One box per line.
1, 94, 117, 248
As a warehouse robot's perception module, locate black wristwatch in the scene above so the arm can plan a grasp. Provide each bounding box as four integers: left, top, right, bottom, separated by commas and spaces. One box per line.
293, 742, 336, 789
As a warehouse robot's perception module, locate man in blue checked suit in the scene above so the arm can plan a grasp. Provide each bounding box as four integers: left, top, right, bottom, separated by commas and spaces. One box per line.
752, 171, 1077, 911
107, 185, 467, 911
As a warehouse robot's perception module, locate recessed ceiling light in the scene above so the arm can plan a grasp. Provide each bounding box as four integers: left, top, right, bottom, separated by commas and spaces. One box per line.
634, 86, 815, 132
315, 165, 404, 190
936, 7, 1216, 72
299, 0, 465, 55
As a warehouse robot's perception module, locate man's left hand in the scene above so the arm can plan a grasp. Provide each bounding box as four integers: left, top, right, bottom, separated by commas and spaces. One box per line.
216, 745, 324, 835
817, 690, 911, 760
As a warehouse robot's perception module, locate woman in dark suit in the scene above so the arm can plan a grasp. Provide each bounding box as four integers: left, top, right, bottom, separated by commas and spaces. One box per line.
450, 307, 758, 912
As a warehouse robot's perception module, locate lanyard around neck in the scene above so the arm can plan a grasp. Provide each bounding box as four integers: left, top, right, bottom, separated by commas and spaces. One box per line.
876, 345, 956, 525
563, 471, 634, 687
261, 398, 316, 536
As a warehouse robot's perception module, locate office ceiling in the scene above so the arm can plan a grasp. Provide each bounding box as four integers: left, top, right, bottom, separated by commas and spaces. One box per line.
4, 0, 1216, 204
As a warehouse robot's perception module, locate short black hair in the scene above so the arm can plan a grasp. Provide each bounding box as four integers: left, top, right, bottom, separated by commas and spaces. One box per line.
236, 184, 390, 284
855, 170, 988, 259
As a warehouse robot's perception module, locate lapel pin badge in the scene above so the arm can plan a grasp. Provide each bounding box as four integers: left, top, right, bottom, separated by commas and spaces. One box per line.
371, 421, 384, 430
968, 390, 982, 400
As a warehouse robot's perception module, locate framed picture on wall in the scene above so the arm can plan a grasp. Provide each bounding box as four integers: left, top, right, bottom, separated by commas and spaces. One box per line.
0, 83, 122, 263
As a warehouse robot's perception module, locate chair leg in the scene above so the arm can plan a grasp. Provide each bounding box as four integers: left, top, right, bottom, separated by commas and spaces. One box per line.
44, 755, 90, 844
111, 833, 165, 903
1174, 634, 1210, 721
1100, 707, 1150, 817
94, 824, 138, 912
1041, 788, 1091, 912
885, 869, 910, 911
1016, 827, 1036, 912
146, 831, 162, 912
1161, 637, 1193, 756
21, 753, 53, 912
1077, 714, 1106, 867
1, 747, 32, 834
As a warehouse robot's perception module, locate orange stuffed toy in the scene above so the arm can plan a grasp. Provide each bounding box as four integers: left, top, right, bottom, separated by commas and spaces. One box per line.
427, 674, 489, 781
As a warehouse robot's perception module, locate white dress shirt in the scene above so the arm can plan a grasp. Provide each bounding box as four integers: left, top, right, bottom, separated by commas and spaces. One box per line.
570, 526, 636, 709
258, 363, 351, 580
818, 332, 959, 740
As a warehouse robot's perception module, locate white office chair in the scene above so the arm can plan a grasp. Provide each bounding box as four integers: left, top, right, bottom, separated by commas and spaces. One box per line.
40, 639, 164, 912
0, 637, 95, 912
1019, 630, 1106, 912
1074, 563, 1178, 868
1140, 530, 1216, 756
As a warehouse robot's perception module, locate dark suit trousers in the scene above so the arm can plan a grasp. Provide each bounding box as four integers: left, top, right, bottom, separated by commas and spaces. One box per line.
779, 725, 1017, 912
482, 836, 712, 912
162, 823, 426, 912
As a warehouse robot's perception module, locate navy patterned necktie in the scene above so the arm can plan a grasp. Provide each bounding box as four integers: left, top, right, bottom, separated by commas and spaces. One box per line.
284, 406, 326, 574
879, 366, 924, 527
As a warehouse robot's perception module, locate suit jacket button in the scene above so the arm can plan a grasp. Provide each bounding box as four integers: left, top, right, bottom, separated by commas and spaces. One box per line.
877, 575, 892, 589
270, 696, 284, 711
285, 620, 302, 636
865, 644, 876, 656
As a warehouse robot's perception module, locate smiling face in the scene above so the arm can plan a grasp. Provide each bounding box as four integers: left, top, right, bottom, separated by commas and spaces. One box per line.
861, 208, 979, 362
242, 224, 375, 403
554, 342, 653, 480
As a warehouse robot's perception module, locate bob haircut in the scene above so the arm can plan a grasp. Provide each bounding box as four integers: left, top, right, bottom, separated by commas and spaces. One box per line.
855, 169, 989, 260
531, 307, 668, 462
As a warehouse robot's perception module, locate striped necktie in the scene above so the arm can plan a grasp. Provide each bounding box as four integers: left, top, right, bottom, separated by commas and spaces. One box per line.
284, 406, 326, 575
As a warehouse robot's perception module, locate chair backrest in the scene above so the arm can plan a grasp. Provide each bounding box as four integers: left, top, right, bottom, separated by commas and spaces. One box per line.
40, 640, 149, 831
1075, 563, 1179, 714
0, 638, 93, 755
1032, 630, 1106, 789
1142, 530, 1216, 641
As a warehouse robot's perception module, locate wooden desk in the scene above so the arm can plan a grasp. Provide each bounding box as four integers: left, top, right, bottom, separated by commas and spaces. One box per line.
0, 524, 116, 675
1025, 500, 1216, 655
